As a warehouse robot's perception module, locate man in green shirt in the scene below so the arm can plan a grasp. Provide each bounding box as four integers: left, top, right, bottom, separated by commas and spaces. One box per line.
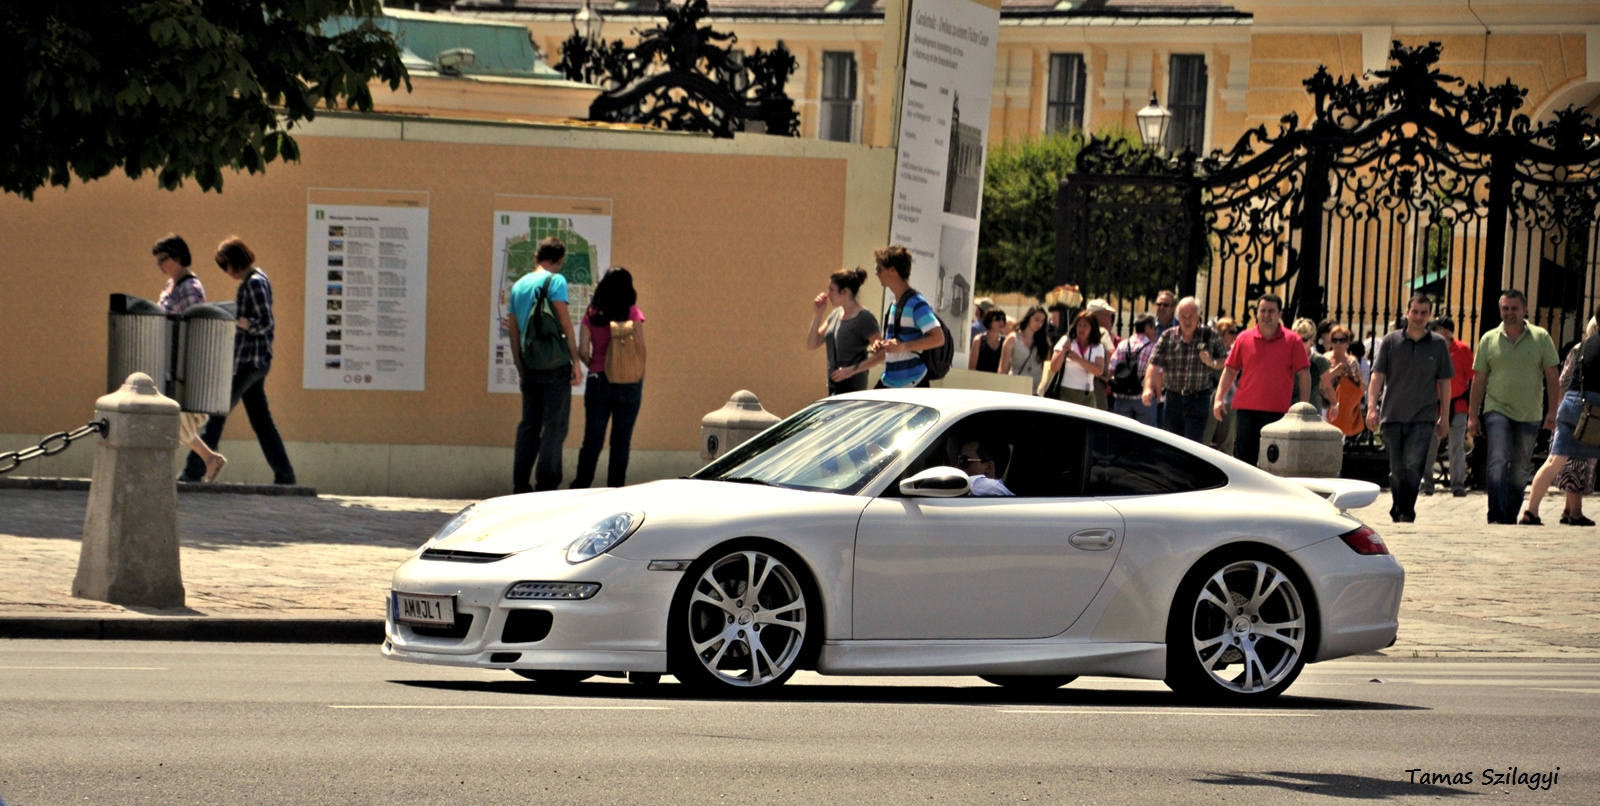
1468, 289, 1560, 525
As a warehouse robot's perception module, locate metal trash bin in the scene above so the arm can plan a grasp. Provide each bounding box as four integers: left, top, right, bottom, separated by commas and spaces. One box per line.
107, 294, 170, 395
175, 304, 235, 416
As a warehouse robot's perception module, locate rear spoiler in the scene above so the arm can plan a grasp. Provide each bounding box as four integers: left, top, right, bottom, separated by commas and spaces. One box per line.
1287, 477, 1380, 511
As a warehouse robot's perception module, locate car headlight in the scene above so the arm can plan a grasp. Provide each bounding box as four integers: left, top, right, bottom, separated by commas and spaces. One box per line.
420, 503, 478, 551
566, 511, 643, 564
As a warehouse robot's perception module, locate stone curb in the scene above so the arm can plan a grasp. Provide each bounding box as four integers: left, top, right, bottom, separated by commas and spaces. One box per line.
0, 476, 317, 496
0, 617, 383, 643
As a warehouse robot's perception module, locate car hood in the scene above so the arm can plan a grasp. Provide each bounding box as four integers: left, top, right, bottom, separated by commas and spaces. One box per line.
428, 479, 846, 556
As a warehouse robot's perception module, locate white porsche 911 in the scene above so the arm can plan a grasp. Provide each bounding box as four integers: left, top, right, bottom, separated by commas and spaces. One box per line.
384, 389, 1402, 702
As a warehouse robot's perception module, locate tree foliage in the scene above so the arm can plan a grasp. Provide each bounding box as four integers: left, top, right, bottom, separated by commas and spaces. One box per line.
976, 129, 1139, 298
1, 1, 410, 199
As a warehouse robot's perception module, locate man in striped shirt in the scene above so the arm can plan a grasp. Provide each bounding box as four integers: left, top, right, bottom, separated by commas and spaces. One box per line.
856, 245, 945, 388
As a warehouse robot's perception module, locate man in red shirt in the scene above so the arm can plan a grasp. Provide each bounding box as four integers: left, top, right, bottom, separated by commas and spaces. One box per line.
1421, 316, 1475, 496
1213, 294, 1312, 466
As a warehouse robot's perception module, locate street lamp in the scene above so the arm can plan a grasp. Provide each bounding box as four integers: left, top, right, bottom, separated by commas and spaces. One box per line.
1135, 91, 1172, 153
572, 0, 603, 42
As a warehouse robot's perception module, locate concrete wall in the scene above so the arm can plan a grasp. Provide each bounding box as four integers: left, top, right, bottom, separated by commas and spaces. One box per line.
0, 114, 895, 498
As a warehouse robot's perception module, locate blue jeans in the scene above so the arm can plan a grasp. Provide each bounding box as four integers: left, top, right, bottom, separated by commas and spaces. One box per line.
513, 368, 572, 494
1381, 421, 1435, 520
1112, 394, 1157, 426
182, 363, 296, 484
572, 373, 644, 489
1422, 412, 1469, 494
1483, 411, 1539, 523
1162, 390, 1212, 443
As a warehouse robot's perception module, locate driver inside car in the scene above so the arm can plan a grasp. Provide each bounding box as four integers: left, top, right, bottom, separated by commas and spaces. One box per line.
957, 439, 1014, 497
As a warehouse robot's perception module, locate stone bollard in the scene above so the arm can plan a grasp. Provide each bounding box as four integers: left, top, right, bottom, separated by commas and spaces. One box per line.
72, 372, 186, 608
700, 391, 781, 462
1257, 401, 1345, 478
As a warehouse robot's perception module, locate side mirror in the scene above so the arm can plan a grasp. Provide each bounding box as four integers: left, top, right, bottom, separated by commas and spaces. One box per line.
899, 466, 971, 498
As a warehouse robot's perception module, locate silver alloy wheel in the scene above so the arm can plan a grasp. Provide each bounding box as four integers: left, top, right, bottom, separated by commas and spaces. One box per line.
1188, 560, 1306, 695
684, 549, 808, 688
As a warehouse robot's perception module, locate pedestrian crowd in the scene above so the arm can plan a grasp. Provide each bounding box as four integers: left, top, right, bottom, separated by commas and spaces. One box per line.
802, 252, 1597, 527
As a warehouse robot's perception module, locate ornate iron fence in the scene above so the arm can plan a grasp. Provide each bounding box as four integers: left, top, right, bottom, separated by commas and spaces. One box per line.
1057, 42, 1600, 347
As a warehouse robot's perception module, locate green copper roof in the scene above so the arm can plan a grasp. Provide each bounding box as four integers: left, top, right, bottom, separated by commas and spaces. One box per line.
328, 9, 564, 80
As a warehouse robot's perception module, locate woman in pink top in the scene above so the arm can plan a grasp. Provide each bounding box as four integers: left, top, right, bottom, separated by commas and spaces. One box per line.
572, 268, 646, 489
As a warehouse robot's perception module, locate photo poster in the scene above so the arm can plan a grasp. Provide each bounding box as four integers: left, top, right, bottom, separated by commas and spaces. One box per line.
488, 196, 615, 395
303, 188, 430, 391
886, 0, 999, 362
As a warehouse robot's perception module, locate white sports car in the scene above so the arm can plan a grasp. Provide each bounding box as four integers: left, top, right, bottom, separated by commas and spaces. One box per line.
385, 389, 1402, 701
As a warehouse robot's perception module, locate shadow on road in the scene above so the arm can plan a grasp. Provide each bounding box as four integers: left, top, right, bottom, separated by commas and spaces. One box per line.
1194, 771, 1469, 799
387, 677, 1427, 711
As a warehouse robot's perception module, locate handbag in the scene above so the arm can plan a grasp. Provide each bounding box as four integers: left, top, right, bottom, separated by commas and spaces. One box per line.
521, 273, 572, 373
1573, 341, 1600, 448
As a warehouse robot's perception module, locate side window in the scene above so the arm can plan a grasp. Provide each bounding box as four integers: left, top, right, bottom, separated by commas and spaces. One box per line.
1083, 422, 1227, 496
892, 410, 1087, 497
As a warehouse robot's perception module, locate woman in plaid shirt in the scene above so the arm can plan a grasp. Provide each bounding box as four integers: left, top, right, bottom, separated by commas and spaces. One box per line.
154, 235, 227, 483
178, 236, 297, 485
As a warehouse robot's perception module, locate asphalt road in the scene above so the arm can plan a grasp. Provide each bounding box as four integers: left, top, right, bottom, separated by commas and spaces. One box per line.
0, 641, 1594, 805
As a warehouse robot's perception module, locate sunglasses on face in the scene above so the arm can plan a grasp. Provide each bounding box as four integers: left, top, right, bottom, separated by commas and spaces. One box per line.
1330, 337, 1349, 343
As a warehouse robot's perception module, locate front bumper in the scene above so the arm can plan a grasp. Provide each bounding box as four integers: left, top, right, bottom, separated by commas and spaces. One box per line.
382, 550, 682, 673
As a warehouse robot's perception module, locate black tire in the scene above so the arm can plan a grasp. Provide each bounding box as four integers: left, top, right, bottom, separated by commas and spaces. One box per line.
511, 670, 593, 686
668, 541, 818, 696
979, 675, 1077, 691
1164, 549, 1315, 703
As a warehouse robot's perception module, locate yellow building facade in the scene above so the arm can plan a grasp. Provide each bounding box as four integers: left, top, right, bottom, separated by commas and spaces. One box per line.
447, 0, 1597, 152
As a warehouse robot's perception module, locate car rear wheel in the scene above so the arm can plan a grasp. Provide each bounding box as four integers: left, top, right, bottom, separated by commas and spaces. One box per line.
1165, 554, 1311, 702
669, 545, 813, 694
511, 670, 593, 686
979, 675, 1077, 691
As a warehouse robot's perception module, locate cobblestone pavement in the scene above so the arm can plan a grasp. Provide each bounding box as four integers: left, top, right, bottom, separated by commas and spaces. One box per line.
1, 487, 1596, 658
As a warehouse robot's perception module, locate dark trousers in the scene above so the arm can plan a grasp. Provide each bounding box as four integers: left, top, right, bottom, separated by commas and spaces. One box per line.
513, 368, 572, 494
572, 373, 644, 489
874, 376, 932, 389
1233, 408, 1285, 467
1162, 390, 1212, 443
1483, 411, 1539, 523
182, 363, 296, 484
1382, 421, 1436, 520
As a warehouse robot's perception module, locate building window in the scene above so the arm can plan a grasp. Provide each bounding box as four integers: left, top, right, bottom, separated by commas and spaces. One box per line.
820, 51, 857, 142
1046, 53, 1086, 134
1166, 54, 1208, 155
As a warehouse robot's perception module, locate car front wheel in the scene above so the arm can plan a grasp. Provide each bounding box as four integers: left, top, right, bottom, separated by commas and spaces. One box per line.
1165, 554, 1312, 702
669, 545, 814, 694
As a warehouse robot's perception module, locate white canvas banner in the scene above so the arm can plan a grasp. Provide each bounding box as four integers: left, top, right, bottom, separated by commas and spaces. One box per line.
888, 0, 998, 357
303, 188, 430, 391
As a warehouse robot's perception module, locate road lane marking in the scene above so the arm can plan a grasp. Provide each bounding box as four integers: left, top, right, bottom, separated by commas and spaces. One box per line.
329, 705, 670, 710
1533, 688, 1600, 694
0, 666, 168, 670
998, 709, 1319, 717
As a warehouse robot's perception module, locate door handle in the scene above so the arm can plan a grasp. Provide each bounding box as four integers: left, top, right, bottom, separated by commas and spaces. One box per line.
1068, 529, 1117, 550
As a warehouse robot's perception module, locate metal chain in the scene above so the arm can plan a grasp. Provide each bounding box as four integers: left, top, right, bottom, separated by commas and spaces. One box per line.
0, 419, 108, 474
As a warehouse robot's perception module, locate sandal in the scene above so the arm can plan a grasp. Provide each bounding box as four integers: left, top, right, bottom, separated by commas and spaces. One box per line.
1560, 512, 1597, 527
1518, 512, 1543, 526
203, 453, 228, 484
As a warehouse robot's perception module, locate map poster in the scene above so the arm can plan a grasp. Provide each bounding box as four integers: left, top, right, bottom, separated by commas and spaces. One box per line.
887, 0, 998, 362
489, 196, 614, 395
303, 188, 430, 391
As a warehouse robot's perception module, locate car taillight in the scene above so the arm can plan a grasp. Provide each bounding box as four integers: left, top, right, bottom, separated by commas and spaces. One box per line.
1339, 525, 1389, 555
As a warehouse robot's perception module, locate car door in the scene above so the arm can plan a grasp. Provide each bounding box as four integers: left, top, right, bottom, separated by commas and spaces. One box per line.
852, 410, 1125, 640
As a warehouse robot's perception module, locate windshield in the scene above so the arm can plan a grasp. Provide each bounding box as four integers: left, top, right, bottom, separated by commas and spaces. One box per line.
691, 400, 939, 494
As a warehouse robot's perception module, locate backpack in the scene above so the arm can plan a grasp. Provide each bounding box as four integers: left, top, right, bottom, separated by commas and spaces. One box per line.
892, 288, 954, 381
1110, 337, 1154, 397
520, 273, 572, 372
605, 319, 645, 383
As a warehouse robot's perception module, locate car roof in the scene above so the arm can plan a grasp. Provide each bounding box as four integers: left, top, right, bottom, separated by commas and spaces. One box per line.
827, 387, 1303, 498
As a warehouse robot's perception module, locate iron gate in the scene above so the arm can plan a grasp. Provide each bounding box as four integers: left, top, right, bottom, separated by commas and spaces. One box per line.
1057, 42, 1600, 346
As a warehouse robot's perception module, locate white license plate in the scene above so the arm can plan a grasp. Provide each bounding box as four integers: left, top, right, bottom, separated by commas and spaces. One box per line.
393, 592, 456, 626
